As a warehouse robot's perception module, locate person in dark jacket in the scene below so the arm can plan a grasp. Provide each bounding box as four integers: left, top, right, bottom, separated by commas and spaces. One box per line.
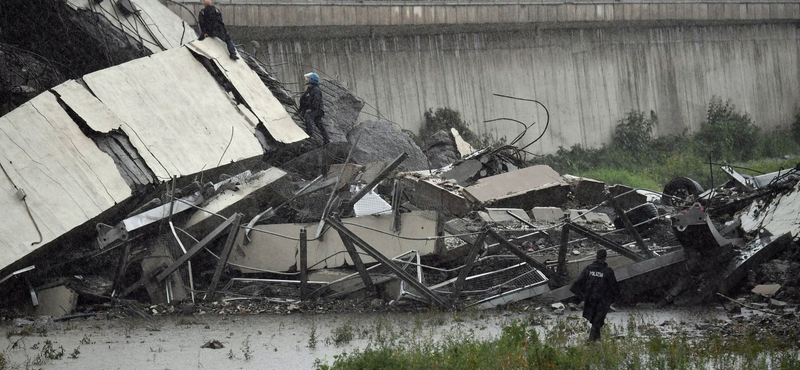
198, 0, 238, 60
298, 72, 330, 144
570, 249, 620, 341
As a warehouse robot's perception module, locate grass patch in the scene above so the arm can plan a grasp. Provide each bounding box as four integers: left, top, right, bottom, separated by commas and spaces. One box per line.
532, 122, 800, 191
316, 319, 800, 370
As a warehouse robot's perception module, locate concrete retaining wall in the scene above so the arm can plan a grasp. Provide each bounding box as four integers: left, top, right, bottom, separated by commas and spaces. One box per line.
241, 24, 799, 153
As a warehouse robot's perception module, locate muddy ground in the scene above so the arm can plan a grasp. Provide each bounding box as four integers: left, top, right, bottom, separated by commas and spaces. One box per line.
3, 304, 794, 370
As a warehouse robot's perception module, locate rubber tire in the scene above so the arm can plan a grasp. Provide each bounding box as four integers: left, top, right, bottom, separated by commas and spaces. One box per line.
613, 202, 659, 230
663, 177, 704, 206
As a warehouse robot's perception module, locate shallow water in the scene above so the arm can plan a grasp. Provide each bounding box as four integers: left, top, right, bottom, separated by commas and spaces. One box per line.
0, 307, 729, 370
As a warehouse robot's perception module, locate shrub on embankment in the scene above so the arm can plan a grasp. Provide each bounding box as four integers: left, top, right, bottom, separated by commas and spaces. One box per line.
532, 96, 800, 191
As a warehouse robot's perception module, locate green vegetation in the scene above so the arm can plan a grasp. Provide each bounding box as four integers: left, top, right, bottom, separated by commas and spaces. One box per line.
532, 97, 800, 190
328, 321, 356, 347
412, 107, 504, 149
316, 317, 800, 370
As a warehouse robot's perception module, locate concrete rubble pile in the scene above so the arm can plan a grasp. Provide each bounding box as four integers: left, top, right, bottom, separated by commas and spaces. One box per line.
2, 0, 800, 321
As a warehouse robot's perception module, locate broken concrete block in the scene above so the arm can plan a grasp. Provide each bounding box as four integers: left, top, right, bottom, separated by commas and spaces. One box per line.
424, 130, 460, 169
441, 159, 483, 186
35, 285, 78, 318
399, 176, 472, 217
317, 78, 365, 142
463, 165, 570, 209
550, 302, 565, 310
752, 284, 782, 297
347, 120, 428, 172
569, 209, 613, 228
769, 298, 788, 309
563, 175, 606, 205
531, 207, 566, 222
608, 185, 648, 210
478, 209, 531, 224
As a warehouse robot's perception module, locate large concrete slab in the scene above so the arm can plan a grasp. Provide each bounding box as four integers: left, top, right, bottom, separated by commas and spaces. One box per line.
82, 47, 265, 179
0, 93, 131, 272
463, 165, 569, 209
229, 210, 439, 273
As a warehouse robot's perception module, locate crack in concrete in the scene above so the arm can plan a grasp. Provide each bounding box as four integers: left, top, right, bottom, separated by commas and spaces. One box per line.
29, 100, 116, 207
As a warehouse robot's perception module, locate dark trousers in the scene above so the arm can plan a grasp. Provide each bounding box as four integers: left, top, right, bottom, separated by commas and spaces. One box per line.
305, 111, 330, 144
589, 322, 603, 341
583, 301, 609, 342
200, 33, 237, 57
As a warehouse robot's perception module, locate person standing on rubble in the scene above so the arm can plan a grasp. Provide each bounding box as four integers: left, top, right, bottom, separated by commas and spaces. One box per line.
198, 0, 239, 60
570, 249, 620, 342
298, 72, 330, 145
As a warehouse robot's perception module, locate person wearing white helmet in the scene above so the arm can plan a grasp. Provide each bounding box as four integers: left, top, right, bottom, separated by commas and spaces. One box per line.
198, 0, 238, 60
297, 72, 330, 144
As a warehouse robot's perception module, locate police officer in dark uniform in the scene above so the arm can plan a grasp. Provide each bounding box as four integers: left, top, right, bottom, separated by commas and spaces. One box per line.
198, 0, 238, 60
298, 72, 330, 144
570, 249, 620, 341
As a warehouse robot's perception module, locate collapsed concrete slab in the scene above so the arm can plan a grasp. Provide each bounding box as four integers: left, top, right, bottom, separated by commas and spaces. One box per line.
78, 46, 267, 178
0, 93, 132, 272
462, 165, 569, 209
1, 40, 306, 276
229, 210, 441, 272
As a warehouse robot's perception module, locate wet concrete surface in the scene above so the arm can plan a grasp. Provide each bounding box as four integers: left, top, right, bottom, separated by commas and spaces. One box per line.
0, 307, 729, 370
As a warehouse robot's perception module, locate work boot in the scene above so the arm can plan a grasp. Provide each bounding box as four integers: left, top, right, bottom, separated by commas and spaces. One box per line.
230, 54, 239, 60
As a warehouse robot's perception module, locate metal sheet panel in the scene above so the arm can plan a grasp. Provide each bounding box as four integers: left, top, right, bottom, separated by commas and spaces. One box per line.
187, 39, 308, 144
0, 93, 131, 271
83, 47, 264, 179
